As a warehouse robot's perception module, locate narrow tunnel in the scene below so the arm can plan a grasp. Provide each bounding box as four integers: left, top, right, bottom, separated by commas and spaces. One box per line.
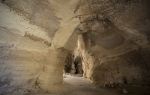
0, 0, 150, 95
64, 54, 83, 75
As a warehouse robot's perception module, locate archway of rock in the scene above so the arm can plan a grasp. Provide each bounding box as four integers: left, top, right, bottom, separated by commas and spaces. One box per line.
1, 0, 150, 95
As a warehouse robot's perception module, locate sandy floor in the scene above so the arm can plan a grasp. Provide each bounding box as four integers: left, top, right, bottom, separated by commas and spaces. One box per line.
61, 74, 119, 95
48, 74, 150, 95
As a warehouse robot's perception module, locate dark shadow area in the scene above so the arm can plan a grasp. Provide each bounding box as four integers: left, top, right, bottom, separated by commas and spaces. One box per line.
64, 53, 83, 76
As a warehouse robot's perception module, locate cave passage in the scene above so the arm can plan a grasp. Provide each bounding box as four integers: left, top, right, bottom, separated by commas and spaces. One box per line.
0, 0, 150, 95
64, 53, 83, 76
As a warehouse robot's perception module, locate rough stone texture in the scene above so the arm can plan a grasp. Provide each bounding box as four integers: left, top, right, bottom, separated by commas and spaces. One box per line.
49, 0, 80, 50
0, 1, 69, 94
0, 0, 150, 94
3, 0, 60, 38
75, 0, 150, 87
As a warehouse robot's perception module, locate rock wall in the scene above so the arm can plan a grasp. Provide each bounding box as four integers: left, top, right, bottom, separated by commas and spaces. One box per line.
1, 0, 150, 94
75, 0, 150, 87
3, 0, 60, 38
0, 1, 68, 94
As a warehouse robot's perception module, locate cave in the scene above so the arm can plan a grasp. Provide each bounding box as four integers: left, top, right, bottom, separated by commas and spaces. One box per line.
64, 53, 83, 75
0, 0, 150, 95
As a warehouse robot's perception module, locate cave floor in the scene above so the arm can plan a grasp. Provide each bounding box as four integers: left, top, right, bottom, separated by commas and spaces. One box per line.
31, 75, 150, 95
56, 75, 150, 95
62, 74, 119, 95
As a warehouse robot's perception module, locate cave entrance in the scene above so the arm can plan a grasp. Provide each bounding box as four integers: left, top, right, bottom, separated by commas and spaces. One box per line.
64, 53, 83, 77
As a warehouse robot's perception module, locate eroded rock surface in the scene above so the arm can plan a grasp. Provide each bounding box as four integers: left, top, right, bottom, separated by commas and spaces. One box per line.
75, 0, 150, 87
0, 0, 150, 95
